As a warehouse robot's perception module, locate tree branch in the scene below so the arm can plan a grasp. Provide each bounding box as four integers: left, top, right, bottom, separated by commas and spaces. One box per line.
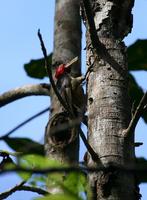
1, 163, 147, 176
17, 185, 48, 195
37, 30, 73, 117
0, 181, 25, 199
0, 181, 48, 199
82, 0, 101, 53
0, 83, 50, 108
37, 31, 99, 162
79, 128, 99, 162
124, 92, 147, 137
0, 107, 50, 140
82, 0, 126, 76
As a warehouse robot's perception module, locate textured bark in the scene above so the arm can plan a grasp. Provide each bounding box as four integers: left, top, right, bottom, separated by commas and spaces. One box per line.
0, 83, 50, 107
52, 0, 81, 77
45, 0, 81, 165
86, 0, 136, 199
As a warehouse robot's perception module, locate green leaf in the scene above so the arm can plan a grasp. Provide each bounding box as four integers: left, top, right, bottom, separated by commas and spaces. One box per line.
0, 156, 15, 171
4, 137, 44, 155
24, 53, 52, 79
35, 194, 82, 200
18, 170, 31, 181
18, 154, 63, 182
128, 39, 147, 71
63, 173, 86, 195
46, 172, 86, 199
128, 73, 147, 123
19, 154, 62, 169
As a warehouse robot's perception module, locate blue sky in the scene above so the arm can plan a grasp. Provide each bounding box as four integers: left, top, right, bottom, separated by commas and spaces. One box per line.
0, 0, 147, 199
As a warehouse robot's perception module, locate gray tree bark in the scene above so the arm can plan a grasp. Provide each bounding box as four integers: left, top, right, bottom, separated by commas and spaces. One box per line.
45, 0, 81, 165
86, 0, 136, 199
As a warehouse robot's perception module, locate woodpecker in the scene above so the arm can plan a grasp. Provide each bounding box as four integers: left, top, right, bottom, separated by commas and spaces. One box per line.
55, 63, 85, 117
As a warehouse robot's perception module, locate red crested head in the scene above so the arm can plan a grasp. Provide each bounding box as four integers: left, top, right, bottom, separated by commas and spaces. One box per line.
55, 64, 66, 79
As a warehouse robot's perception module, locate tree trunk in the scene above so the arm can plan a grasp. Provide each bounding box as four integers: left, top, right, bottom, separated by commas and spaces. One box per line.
86, 1, 136, 199
45, 0, 81, 165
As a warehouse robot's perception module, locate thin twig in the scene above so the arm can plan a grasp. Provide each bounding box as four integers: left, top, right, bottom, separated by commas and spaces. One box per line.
82, 0, 101, 54
124, 92, 147, 137
79, 128, 99, 162
37, 30, 98, 162
82, 0, 125, 76
0, 83, 50, 108
37, 30, 73, 117
17, 185, 48, 195
0, 181, 48, 200
1, 164, 147, 175
0, 107, 50, 140
0, 181, 25, 200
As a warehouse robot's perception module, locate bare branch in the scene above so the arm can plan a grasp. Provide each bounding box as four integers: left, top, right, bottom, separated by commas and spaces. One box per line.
0, 83, 50, 108
0, 181, 48, 199
1, 163, 147, 176
82, 0, 125, 76
0, 181, 25, 200
38, 30, 73, 117
37, 31, 99, 162
79, 128, 99, 162
124, 92, 147, 137
134, 142, 143, 147
82, 0, 101, 53
17, 185, 48, 195
0, 107, 50, 140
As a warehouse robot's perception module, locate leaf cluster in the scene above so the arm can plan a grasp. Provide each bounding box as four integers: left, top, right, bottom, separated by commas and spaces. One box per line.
0, 153, 87, 200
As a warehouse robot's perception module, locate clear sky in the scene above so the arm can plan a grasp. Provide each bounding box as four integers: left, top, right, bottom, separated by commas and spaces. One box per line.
0, 0, 147, 200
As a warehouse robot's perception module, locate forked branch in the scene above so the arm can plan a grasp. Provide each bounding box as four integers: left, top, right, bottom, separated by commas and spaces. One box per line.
0, 181, 48, 199
124, 92, 147, 137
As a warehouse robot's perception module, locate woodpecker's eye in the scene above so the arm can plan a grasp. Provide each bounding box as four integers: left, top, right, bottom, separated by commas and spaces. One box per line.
55, 64, 66, 79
